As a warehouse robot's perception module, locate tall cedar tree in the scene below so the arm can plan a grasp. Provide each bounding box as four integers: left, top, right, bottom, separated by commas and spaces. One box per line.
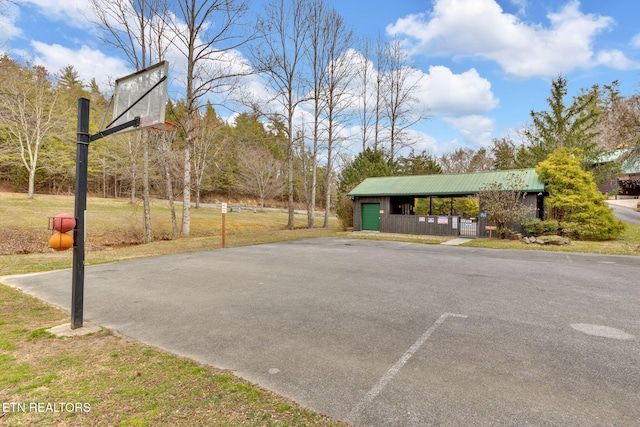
521, 75, 603, 168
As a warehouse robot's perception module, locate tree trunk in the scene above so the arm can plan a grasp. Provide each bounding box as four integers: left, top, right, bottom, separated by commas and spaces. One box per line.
164, 162, 178, 240
142, 132, 153, 243
181, 140, 191, 237
323, 148, 332, 228
287, 110, 295, 230
28, 166, 36, 199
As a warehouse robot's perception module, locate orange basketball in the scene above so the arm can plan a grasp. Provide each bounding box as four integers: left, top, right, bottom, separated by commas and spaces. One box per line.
49, 232, 74, 251
52, 213, 76, 233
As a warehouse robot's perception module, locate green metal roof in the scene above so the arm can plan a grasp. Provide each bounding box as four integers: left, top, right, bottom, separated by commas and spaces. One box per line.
348, 168, 545, 197
597, 150, 640, 175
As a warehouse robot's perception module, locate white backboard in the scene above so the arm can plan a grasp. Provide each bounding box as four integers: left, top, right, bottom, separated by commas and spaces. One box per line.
111, 61, 168, 132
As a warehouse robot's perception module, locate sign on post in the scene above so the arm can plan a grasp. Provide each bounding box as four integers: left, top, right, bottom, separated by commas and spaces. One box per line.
221, 203, 227, 248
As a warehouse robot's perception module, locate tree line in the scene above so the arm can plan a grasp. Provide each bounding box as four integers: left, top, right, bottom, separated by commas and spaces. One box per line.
0, 0, 431, 241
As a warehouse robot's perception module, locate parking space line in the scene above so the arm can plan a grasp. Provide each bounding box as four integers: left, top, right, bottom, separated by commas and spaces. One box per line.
348, 312, 468, 422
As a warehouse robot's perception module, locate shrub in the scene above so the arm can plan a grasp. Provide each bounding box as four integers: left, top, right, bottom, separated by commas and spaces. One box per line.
478, 172, 533, 238
536, 148, 625, 241
524, 218, 560, 236
335, 192, 353, 231
523, 217, 543, 237
542, 219, 559, 235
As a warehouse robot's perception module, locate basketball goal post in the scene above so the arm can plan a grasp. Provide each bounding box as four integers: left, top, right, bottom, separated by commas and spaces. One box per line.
71, 61, 168, 329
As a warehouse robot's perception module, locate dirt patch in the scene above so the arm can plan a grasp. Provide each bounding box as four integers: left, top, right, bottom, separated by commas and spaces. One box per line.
0, 230, 50, 255
0, 230, 147, 255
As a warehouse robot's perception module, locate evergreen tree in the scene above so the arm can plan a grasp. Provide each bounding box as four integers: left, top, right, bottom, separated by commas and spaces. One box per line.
337, 148, 393, 195
490, 137, 517, 170
394, 150, 442, 175
536, 148, 624, 240
521, 75, 603, 168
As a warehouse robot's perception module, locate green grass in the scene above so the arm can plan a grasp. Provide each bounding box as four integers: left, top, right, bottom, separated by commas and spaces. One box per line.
462, 222, 640, 255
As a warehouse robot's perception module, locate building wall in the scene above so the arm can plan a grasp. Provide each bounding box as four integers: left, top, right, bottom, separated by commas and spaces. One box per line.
384, 214, 462, 236
353, 192, 544, 237
353, 196, 461, 236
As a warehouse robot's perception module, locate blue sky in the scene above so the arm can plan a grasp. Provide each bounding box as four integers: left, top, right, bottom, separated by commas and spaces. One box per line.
2, 0, 640, 157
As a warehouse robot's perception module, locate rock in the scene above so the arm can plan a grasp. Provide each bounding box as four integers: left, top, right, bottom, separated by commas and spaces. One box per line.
548, 236, 565, 245
523, 237, 530, 244
529, 236, 536, 243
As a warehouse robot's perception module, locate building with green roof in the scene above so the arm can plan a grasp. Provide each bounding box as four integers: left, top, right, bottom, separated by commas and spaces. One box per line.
348, 169, 546, 237
593, 150, 640, 196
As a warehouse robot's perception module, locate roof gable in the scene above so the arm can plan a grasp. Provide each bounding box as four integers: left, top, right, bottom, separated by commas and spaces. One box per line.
348, 169, 545, 197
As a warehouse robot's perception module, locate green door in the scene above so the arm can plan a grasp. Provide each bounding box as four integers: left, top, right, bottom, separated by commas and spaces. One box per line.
361, 203, 381, 231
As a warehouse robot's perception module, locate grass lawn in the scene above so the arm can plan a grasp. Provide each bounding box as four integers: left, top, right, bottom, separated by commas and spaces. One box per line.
462, 222, 640, 256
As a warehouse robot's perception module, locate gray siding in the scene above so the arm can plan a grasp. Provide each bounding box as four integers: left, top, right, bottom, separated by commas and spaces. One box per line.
354, 196, 461, 236
353, 192, 544, 238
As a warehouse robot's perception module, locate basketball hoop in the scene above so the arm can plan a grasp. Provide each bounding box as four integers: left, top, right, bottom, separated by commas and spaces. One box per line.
150, 121, 177, 132
109, 61, 169, 136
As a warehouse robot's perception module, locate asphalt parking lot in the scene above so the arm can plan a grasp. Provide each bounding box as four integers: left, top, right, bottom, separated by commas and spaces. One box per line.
2, 238, 639, 426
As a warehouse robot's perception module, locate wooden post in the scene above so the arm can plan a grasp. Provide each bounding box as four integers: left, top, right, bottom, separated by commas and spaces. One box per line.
221, 203, 227, 248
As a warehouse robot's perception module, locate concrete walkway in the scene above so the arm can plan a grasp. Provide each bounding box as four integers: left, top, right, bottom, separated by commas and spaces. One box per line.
606, 198, 639, 209
440, 237, 473, 246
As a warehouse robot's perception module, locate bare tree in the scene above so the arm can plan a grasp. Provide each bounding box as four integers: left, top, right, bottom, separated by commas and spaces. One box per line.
192, 105, 226, 208
164, 0, 251, 237
478, 172, 532, 238
318, 10, 355, 227
251, 0, 311, 230
304, 0, 328, 228
90, 0, 171, 243
0, 58, 64, 199
238, 148, 285, 208
439, 147, 493, 174
152, 124, 180, 239
380, 38, 429, 163
598, 82, 640, 159
355, 37, 377, 152
373, 33, 387, 152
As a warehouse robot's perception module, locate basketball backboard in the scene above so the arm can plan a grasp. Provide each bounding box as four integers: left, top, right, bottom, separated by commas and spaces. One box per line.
110, 61, 168, 133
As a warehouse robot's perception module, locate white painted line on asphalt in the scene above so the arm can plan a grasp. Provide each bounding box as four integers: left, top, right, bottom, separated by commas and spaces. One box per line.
348, 312, 468, 422
571, 323, 635, 340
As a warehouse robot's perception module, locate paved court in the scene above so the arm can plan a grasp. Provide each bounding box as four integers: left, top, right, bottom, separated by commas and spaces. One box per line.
2, 238, 639, 426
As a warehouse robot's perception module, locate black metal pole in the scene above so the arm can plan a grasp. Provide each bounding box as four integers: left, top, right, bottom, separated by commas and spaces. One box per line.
72, 98, 90, 329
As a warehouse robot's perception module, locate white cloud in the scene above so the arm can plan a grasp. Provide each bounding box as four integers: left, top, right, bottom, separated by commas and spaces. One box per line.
509, 0, 527, 16
386, 0, 637, 77
0, 3, 21, 47
23, 0, 96, 29
421, 66, 498, 116
631, 33, 640, 49
596, 50, 638, 70
30, 42, 130, 91
443, 115, 495, 147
